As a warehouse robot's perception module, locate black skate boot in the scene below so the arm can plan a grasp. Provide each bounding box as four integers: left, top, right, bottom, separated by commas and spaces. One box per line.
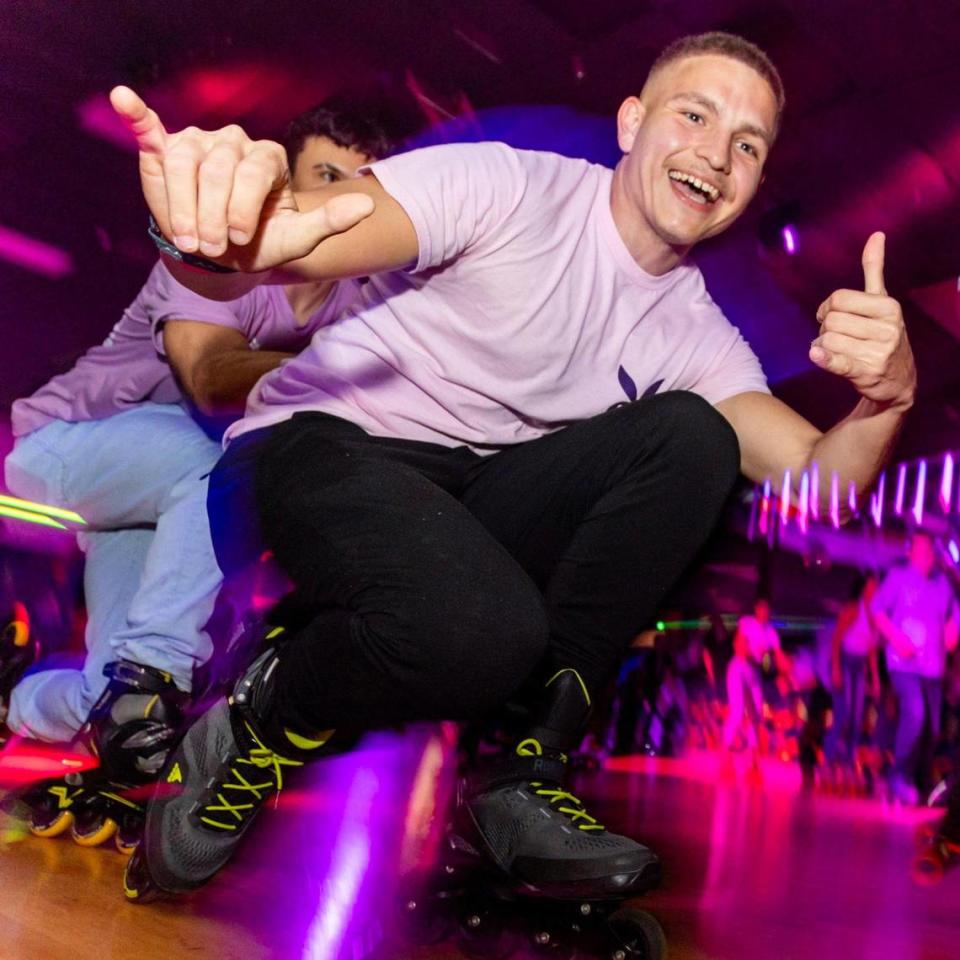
459, 668, 661, 900
0, 602, 40, 743
8, 660, 187, 853
124, 635, 333, 901
914, 777, 960, 885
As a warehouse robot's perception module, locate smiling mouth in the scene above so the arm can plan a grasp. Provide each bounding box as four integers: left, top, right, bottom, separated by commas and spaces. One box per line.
668, 169, 721, 205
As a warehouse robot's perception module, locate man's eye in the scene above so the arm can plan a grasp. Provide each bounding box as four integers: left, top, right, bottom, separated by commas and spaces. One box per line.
684, 111, 703, 124
737, 142, 758, 157
319, 171, 341, 184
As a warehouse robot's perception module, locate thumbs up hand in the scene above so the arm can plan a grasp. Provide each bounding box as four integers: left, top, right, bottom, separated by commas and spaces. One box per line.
810, 232, 916, 410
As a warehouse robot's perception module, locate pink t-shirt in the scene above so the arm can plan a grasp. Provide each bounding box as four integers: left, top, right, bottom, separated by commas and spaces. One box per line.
228, 142, 769, 450
12, 261, 358, 437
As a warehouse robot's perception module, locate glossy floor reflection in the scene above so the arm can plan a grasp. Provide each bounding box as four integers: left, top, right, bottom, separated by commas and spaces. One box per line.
0, 735, 955, 960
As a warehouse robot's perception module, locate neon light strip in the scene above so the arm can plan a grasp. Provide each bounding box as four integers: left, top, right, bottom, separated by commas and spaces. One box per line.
0, 505, 67, 530
848, 481, 857, 517
780, 469, 791, 526
810, 462, 820, 521
912, 459, 927, 525
940, 453, 954, 513
798, 471, 809, 533
830, 472, 840, 529
759, 478, 771, 535
0, 494, 85, 525
0, 225, 74, 279
870, 472, 886, 527
894, 463, 907, 516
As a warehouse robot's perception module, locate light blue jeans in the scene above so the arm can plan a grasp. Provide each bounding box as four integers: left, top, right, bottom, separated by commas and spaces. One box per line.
3, 404, 223, 741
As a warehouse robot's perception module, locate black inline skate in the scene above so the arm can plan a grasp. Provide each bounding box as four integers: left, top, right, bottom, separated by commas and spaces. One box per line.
396, 668, 666, 959
123, 626, 335, 901
914, 776, 960, 886
0, 601, 40, 744
6, 659, 187, 853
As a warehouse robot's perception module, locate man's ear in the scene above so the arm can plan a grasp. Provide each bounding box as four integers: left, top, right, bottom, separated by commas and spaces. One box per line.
616, 96, 647, 154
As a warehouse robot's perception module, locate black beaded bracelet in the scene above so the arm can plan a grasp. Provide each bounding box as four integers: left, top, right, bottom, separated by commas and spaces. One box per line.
147, 215, 238, 274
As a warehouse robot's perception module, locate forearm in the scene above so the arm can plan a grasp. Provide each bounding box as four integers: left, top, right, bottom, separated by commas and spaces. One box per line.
807, 395, 911, 515
191, 349, 293, 416
162, 253, 271, 302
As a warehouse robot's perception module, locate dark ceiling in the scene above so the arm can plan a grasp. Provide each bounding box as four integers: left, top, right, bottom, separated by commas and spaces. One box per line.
2, 0, 959, 461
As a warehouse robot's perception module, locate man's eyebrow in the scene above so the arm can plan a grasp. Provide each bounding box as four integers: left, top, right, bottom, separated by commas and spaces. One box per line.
670, 92, 772, 145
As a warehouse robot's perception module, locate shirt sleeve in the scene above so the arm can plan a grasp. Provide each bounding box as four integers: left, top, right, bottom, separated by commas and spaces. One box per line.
682, 276, 770, 405
145, 261, 255, 356
363, 142, 529, 273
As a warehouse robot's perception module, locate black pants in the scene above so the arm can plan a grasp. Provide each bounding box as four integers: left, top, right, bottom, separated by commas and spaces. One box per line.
209, 392, 740, 737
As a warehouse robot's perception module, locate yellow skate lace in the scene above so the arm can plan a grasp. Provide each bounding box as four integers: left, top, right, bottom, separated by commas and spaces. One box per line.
200, 722, 303, 832
516, 738, 605, 832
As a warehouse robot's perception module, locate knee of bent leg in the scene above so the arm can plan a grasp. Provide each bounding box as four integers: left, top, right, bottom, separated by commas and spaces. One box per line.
653, 391, 741, 493
390, 574, 550, 720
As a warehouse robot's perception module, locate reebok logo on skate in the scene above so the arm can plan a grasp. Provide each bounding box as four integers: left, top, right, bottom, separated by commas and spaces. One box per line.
166, 763, 183, 784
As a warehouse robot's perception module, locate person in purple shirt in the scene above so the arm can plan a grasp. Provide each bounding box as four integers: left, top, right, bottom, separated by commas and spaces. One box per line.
0, 100, 394, 847
872, 532, 959, 804
112, 32, 916, 904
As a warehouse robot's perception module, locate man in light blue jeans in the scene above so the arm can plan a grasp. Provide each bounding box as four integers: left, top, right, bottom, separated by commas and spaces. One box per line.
4, 403, 221, 741
872, 532, 959, 804
0, 102, 390, 844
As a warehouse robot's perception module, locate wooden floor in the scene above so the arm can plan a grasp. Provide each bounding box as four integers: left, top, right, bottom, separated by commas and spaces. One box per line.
0, 731, 956, 960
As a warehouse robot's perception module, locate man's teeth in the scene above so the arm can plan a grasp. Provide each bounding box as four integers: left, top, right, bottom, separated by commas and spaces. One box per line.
668, 170, 720, 203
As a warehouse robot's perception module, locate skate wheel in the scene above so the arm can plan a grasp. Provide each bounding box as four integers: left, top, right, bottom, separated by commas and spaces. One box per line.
115, 829, 139, 856
912, 851, 945, 886
392, 873, 456, 946
606, 906, 667, 960
123, 847, 160, 904
457, 904, 511, 960
29, 810, 74, 839
72, 817, 118, 848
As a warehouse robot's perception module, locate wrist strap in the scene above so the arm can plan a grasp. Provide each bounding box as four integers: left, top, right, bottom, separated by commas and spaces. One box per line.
147, 215, 238, 274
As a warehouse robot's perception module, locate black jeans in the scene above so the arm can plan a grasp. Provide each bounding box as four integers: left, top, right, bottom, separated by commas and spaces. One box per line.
209, 392, 740, 737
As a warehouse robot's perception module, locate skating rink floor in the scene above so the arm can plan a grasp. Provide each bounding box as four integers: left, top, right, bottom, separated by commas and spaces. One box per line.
0, 727, 956, 960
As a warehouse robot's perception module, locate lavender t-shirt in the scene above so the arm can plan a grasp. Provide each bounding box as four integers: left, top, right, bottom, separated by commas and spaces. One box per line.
872, 564, 959, 677
12, 262, 358, 437
228, 142, 769, 450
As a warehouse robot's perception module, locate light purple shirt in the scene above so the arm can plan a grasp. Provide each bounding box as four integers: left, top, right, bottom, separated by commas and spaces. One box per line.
12, 262, 358, 437
872, 564, 959, 678
228, 142, 769, 450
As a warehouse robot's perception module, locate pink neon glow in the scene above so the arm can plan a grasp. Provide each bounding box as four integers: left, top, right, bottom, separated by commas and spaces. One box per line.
940, 453, 954, 513
950, 540, 960, 565
303, 768, 378, 960
894, 463, 907, 516
869, 472, 886, 527
798, 472, 809, 533
810, 462, 820, 521
912, 459, 927, 525
779, 469, 792, 526
76, 94, 138, 153
830, 472, 840, 529
848, 481, 857, 518
0, 225, 73, 279
781, 225, 798, 254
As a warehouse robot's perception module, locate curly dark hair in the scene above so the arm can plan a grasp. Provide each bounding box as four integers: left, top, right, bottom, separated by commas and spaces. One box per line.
283, 95, 405, 169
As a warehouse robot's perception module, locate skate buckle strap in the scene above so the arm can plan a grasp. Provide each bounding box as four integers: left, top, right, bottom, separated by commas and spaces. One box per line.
516, 738, 605, 832
199, 722, 303, 832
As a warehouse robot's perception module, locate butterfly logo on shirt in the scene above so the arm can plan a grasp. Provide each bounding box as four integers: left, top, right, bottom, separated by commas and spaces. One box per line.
606, 366, 663, 412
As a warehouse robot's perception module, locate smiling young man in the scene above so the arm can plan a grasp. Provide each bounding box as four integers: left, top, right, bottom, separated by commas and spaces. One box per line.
112, 32, 916, 901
